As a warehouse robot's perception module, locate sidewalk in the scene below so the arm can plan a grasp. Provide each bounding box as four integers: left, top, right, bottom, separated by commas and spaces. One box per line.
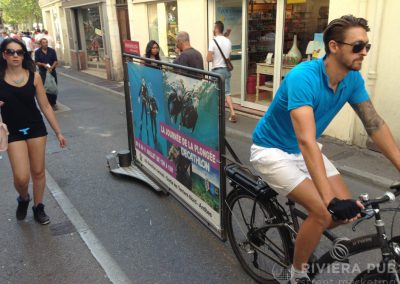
0, 152, 110, 283
58, 67, 398, 189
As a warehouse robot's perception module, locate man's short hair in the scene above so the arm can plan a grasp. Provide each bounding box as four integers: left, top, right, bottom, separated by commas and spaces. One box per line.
39, 38, 48, 45
215, 21, 224, 33
176, 31, 190, 43
323, 15, 370, 55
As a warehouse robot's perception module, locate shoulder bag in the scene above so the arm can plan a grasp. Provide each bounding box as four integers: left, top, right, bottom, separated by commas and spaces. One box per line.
213, 39, 234, 71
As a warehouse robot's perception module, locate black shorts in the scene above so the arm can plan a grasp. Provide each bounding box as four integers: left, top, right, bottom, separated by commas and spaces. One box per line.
8, 123, 48, 143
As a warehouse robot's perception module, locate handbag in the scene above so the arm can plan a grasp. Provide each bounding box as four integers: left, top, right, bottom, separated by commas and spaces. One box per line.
0, 107, 9, 152
44, 72, 58, 95
213, 39, 234, 71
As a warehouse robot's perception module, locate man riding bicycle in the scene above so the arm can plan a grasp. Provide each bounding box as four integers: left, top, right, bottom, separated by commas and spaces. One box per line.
250, 15, 400, 284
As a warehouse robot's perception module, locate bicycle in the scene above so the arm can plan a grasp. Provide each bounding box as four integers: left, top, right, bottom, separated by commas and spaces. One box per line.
224, 162, 400, 283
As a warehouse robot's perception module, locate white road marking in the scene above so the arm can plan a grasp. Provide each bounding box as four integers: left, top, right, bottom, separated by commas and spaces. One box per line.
45, 170, 132, 284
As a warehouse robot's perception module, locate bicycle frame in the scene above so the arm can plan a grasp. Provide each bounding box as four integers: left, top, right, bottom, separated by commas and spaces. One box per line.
285, 196, 400, 280
224, 162, 400, 282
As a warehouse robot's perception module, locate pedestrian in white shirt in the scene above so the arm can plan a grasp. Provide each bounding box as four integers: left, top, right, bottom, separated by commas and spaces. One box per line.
207, 21, 237, 123
22, 33, 34, 58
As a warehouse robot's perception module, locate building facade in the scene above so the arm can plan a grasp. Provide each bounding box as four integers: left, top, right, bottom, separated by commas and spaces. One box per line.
129, 0, 400, 148
39, 0, 129, 81
39, 0, 400, 148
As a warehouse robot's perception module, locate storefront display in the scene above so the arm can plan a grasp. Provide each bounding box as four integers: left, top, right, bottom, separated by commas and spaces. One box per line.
244, 0, 329, 108
246, 2, 277, 105
148, 1, 178, 59
82, 7, 105, 68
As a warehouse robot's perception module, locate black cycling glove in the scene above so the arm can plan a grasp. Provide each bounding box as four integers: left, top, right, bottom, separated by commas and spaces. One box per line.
327, 198, 361, 220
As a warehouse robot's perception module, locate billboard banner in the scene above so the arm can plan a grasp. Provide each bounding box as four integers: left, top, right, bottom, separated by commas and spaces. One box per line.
127, 62, 222, 230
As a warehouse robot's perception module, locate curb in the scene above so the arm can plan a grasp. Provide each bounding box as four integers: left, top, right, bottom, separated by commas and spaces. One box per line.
46, 170, 132, 284
58, 71, 124, 97
336, 164, 394, 189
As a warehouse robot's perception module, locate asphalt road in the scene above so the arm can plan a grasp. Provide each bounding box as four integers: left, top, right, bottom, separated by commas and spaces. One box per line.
44, 75, 254, 284
3, 74, 397, 283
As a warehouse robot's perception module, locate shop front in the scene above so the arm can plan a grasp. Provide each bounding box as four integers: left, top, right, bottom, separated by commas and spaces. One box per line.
128, 0, 400, 148
62, 0, 123, 81
130, 0, 329, 112
208, 0, 330, 111
39, 0, 70, 66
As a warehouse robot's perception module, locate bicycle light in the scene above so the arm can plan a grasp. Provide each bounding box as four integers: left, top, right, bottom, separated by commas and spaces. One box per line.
384, 191, 396, 202
359, 193, 369, 202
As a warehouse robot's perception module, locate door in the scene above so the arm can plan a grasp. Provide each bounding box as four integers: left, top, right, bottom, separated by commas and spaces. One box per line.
116, 5, 131, 48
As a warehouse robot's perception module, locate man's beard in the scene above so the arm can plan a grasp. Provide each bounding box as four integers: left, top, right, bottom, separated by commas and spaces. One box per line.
343, 57, 363, 71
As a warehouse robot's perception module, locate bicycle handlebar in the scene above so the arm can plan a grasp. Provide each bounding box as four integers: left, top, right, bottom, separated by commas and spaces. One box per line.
352, 187, 400, 231
362, 187, 400, 207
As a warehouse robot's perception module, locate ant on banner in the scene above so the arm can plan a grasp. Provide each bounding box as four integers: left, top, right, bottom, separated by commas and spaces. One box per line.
167, 79, 199, 133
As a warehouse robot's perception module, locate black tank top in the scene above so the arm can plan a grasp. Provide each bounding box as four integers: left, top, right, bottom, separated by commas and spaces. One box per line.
0, 71, 45, 134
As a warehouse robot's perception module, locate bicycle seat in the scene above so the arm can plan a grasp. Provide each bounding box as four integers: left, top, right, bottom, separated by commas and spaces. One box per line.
225, 163, 277, 197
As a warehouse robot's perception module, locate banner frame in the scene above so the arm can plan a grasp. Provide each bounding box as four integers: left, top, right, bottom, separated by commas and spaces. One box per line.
122, 54, 227, 240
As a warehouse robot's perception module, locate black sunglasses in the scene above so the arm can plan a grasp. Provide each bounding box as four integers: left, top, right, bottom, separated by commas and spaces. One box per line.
4, 48, 25, 56
337, 41, 371, 53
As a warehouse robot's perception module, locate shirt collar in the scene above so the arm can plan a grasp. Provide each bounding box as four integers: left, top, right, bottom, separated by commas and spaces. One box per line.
320, 57, 348, 91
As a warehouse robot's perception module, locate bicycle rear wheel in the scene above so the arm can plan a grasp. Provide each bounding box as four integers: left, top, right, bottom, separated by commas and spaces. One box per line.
225, 189, 293, 283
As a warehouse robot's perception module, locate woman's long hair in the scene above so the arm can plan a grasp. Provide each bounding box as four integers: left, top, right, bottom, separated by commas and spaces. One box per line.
0, 38, 36, 80
145, 40, 160, 60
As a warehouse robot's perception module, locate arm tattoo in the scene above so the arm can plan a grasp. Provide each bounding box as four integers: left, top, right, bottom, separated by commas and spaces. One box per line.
351, 99, 385, 136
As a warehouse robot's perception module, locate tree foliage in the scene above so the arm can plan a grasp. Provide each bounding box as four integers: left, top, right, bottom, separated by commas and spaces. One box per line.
0, 0, 42, 28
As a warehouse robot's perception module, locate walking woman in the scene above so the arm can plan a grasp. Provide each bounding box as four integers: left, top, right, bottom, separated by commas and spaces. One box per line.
0, 38, 66, 225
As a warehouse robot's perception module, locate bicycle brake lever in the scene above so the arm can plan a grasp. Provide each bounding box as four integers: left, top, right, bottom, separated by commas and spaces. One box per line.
352, 218, 364, 231
352, 209, 375, 231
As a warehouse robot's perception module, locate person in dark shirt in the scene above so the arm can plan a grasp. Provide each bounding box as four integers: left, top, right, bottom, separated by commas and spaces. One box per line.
0, 38, 66, 225
173, 31, 204, 74
34, 38, 58, 110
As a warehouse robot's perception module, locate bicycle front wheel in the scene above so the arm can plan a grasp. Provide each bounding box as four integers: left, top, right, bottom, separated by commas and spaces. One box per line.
353, 267, 400, 284
225, 189, 293, 283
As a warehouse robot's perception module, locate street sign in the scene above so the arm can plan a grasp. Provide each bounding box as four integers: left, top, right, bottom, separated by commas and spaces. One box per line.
123, 40, 140, 55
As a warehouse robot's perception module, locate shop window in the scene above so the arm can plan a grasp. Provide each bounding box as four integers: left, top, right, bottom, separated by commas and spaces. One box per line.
82, 7, 105, 66
215, 0, 242, 51
247, 1, 277, 75
116, 0, 127, 6
246, 0, 330, 107
214, 0, 242, 100
246, 1, 277, 105
283, 0, 329, 64
148, 1, 178, 59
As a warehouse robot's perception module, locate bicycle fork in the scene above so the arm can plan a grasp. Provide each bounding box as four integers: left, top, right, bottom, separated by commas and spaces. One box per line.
366, 196, 400, 282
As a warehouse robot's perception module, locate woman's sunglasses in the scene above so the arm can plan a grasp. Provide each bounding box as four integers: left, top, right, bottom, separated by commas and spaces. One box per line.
4, 48, 25, 56
337, 41, 371, 53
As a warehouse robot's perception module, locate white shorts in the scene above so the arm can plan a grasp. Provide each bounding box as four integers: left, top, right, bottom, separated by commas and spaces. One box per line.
250, 144, 340, 196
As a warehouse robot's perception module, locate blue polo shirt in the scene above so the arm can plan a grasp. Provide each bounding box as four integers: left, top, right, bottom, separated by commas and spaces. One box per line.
252, 58, 369, 154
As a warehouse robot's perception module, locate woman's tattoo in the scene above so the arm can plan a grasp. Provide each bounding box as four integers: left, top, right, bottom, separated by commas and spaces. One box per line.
351, 100, 385, 135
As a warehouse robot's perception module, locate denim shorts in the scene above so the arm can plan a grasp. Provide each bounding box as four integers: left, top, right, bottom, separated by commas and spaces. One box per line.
212, 67, 231, 96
